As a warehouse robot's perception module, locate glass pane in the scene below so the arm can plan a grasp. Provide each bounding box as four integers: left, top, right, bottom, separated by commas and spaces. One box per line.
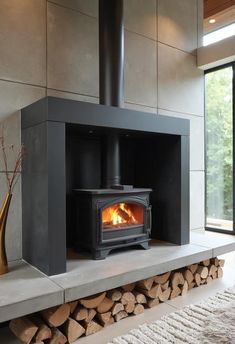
102, 202, 144, 230
206, 66, 233, 231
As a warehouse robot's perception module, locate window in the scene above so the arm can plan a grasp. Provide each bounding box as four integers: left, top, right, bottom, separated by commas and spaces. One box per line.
205, 64, 234, 234
203, 22, 235, 46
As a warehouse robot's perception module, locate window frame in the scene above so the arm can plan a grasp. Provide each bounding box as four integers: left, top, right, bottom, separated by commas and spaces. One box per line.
205, 62, 235, 235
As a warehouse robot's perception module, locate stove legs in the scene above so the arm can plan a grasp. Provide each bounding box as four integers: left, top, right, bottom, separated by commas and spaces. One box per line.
139, 241, 150, 250
93, 249, 111, 260
92, 240, 150, 260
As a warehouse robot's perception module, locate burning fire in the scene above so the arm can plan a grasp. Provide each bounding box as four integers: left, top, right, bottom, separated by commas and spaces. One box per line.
102, 203, 138, 229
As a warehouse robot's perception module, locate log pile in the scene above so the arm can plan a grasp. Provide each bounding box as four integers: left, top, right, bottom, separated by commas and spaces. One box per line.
9, 258, 225, 343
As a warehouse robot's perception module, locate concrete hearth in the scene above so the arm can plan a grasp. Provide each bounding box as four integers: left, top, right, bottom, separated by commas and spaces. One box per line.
0, 232, 235, 324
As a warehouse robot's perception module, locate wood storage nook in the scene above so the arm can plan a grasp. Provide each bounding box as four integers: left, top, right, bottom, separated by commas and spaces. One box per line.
9, 258, 225, 343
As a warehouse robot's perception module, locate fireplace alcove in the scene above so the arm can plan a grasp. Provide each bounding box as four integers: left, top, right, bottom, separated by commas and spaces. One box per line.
21, 96, 189, 276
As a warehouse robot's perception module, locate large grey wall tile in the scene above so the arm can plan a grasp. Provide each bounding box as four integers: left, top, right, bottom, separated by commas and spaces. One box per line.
124, 0, 157, 40
125, 31, 157, 107
0, 0, 46, 86
0, 80, 46, 121
0, 112, 21, 172
0, 173, 22, 261
158, 109, 205, 171
48, 0, 98, 17
190, 171, 205, 230
47, 88, 99, 103
158, 43, 204, 116
47, 3, 99, 97
125, 102, 157, 114
197, 0, 203, 48
158, 0, 197, 53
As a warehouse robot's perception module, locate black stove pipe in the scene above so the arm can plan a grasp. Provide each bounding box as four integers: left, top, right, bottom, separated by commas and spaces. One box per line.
99, 0, 124, 188
99, 0, 124, 107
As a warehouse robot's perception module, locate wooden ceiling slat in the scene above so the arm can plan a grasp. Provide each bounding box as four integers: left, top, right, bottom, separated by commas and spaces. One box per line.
204, 0, 235, 18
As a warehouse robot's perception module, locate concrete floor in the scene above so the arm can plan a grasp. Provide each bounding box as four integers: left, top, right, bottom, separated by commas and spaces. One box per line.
1, 250, 235, 344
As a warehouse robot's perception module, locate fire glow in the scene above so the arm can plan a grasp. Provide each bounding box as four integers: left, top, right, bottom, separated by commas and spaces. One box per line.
102, 203, 141, 229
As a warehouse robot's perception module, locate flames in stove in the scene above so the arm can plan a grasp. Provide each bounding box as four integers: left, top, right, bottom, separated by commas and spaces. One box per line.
102, 202, 143, 230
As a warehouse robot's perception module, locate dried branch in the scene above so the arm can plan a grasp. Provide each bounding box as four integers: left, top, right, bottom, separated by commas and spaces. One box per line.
0, 131, 11, 190
9, 146, 25, 193
0, 126, 25, 194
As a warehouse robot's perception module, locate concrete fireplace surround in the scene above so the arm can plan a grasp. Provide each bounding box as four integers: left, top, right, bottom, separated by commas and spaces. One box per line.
0, 0, 205, 265
21, 96, 190, 276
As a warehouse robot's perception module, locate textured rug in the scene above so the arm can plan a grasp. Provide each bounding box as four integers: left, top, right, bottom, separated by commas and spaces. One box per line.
109, 286, 235, 344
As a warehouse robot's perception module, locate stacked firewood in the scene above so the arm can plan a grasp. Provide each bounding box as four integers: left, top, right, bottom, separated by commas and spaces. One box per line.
9, 257, 225, 344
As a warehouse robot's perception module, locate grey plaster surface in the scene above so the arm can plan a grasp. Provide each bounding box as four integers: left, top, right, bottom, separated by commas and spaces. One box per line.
47, 88, 99, 104
0, 80, 45, 121
124, 0, 157, 40
158, 42, 204, 116
125, 102, 157, 114
0, 261, 63, 323
48, 0, 98, 18
158, 0, 198, 54
47, 2, 99, 97
0, 112, 21, 172
125, 31, 157, 107
190, 171, 205, 230
0, 0, 46, 86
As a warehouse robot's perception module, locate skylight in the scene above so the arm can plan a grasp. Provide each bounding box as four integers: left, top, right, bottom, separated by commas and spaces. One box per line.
203, 22, 235, 46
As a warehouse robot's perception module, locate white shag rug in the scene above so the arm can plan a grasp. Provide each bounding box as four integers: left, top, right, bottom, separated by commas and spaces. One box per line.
109, 286, 235, 344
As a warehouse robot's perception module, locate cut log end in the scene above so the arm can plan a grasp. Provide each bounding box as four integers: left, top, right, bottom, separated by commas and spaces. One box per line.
121, 292, 135, 305
41, 304, 70, 327
111, 302, 124, 316
158, 287, 171, 302
46, 328, 67, 344
97, 297, 114, 313
107, 289, 122, 302
155, 272, 171, 285
133, 304, 144, 315
82, 320, 103, 337
9, 317, 38, 344
79, 292, 106, 309
73, 305, 88, 321
171, 272, 184, 289
147, 298, 159, 308
61, 317, 85, 343
114, 311, 128, 322
137, 277, 154, 291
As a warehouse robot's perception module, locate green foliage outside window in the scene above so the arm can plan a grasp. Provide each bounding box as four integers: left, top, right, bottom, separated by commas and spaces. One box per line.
206, 67, 233, 221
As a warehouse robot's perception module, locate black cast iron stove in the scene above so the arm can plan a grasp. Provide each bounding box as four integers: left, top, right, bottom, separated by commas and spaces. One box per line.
73, 188, 151, 259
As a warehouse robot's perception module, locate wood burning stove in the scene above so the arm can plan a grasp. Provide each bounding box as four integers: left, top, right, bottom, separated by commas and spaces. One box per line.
72, 0, 152, 259
73, 188, 151, 259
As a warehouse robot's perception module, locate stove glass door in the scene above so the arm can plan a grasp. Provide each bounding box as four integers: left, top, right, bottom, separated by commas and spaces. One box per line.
102, 202, 144, 231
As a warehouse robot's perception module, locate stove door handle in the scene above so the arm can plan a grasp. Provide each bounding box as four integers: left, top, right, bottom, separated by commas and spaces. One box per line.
146, 205, 152, 234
